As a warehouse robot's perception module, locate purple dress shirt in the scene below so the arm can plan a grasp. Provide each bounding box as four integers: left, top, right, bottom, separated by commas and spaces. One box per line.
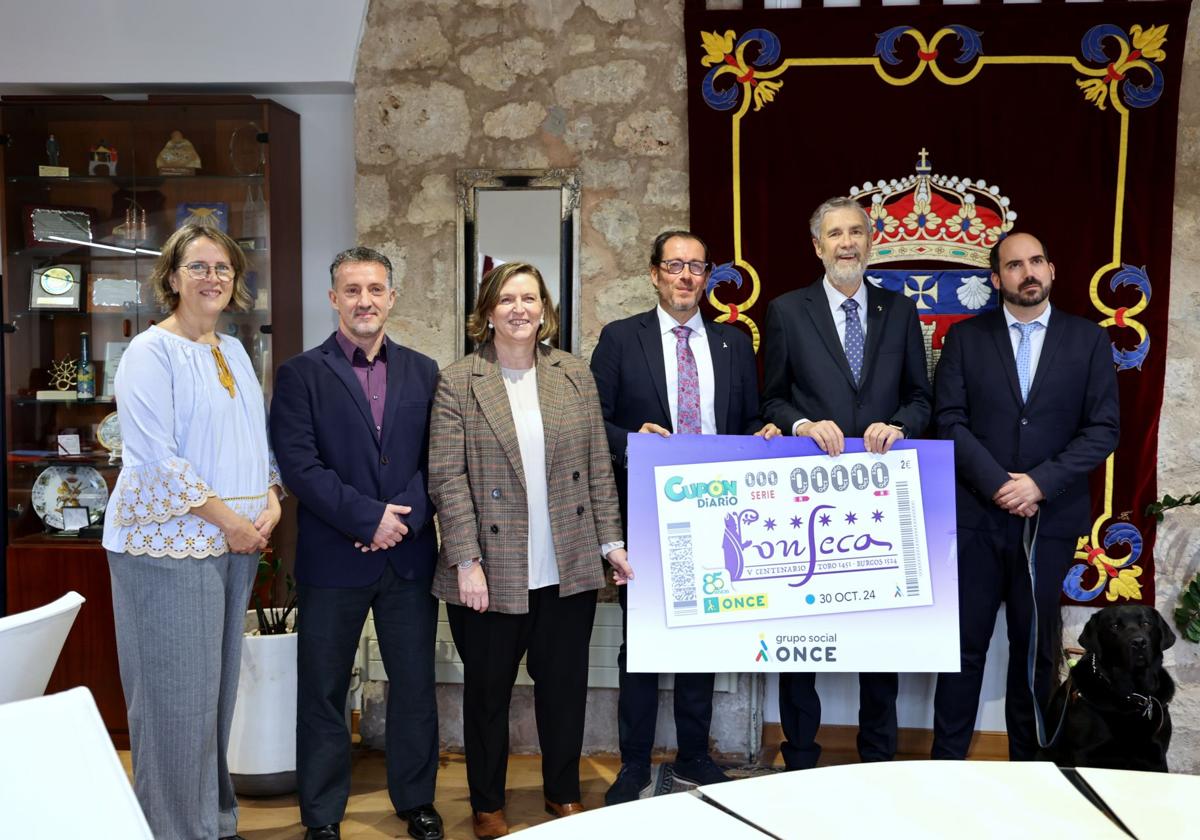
334, 330, 386, 439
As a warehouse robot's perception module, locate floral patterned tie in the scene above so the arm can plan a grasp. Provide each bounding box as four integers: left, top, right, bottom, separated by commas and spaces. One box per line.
672, 325, 701, 434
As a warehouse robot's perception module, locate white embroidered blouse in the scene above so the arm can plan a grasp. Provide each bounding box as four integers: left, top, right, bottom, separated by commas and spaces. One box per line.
102, 325, 280, 558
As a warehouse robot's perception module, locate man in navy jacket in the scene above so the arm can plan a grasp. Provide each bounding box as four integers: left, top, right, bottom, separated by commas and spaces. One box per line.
271, 247, 442, 840
931, 232, 1119, 760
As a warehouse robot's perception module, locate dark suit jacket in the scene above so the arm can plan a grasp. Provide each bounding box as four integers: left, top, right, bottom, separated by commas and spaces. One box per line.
428, 343, 623, 614
270, 333, 439, 587
934, 306, 1119, 538
590, 308, 763, 525
761, 280, 932, 438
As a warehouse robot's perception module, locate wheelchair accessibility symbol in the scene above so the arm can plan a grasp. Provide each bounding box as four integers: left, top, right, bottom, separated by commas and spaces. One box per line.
703, 572, 727, 595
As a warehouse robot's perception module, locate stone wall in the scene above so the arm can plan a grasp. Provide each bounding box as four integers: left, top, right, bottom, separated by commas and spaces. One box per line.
354, 0, 758, 758
356, 1, 1200, 770
356, 0, 692, 369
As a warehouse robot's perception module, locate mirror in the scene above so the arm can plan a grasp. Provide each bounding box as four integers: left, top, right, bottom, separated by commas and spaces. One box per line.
456, 168, 581, 357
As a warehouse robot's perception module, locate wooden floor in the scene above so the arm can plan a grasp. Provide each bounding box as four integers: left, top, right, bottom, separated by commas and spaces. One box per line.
119, 750, 627, 839
118, 729, 1003, 838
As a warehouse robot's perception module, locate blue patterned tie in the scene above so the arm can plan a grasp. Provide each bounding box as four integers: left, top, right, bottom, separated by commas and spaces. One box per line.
1014, 321, 1044, 401
842, 298, 864, 384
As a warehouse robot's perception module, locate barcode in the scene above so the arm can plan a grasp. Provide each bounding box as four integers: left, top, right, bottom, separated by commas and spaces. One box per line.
896, 481, 921, 596
667, 521, 697, 615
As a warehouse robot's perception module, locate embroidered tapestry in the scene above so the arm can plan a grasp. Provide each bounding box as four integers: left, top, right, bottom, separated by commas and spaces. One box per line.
684, 0, 1193, 605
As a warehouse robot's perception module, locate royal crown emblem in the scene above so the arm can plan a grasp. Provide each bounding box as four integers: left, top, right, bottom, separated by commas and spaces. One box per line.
848, 149, 1015, 378
849, 148, 1016, 269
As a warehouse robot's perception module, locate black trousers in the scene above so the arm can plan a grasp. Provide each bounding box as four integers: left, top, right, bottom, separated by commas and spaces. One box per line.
447, 585, 597, 812
297, 564, 439, 826
777, 670, 898, 769
932, 521, 1074, 760
615, 584, 715, 766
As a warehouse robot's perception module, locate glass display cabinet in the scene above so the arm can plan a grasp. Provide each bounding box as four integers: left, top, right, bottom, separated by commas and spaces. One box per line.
0, 96, 301, 744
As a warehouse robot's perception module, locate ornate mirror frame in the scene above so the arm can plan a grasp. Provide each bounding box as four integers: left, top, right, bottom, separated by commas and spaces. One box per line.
455, 168, 582, 357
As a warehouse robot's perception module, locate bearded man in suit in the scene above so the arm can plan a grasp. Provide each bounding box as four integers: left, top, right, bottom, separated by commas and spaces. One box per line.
931, 232, 1119, 760
760, 197, 932, 769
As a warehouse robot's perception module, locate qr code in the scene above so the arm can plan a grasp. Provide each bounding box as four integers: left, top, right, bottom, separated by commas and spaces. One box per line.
667, 523, 697, 613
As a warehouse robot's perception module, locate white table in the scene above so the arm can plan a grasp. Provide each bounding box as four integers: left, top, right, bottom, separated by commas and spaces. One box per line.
697, 761, 1130, 839
0, 687, 152, 839
516, 790, 768, 838
1077, 766, 1200, 839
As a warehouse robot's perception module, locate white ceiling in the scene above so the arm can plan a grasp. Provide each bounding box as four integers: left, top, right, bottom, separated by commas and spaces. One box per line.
0, 0, 370, 90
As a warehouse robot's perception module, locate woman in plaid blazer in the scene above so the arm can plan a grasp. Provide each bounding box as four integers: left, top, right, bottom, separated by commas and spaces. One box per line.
430, 262, 634, 838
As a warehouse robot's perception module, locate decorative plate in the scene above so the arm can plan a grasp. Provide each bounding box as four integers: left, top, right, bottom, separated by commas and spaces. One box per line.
31, 465, 108, 530
96, 411, 122, 452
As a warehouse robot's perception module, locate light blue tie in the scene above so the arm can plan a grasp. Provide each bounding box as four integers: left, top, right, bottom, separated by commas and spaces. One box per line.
842, 298, 864, 384
1014, 321, 1044, 401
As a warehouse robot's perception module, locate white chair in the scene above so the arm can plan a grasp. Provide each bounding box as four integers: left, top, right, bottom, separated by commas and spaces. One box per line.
0, 590, 85, 704
0, 686, 152, 838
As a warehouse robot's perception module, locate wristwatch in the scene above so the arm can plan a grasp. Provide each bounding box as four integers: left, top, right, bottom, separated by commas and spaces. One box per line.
888, 422, 907, 438
458, 557, 478, 571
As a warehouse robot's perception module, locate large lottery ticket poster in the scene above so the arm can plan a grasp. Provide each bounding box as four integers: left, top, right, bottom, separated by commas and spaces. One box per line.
625, 434, 959, 672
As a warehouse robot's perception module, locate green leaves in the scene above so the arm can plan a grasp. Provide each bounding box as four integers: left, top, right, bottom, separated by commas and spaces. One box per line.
1145, 492, 1200, 521
1145, 491, 1200, 643
1175, 573, 1200, 644
252, 551, 298, 635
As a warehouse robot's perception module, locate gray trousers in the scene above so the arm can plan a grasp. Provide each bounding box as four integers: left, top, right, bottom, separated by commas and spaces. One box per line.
108, 550, 257, 840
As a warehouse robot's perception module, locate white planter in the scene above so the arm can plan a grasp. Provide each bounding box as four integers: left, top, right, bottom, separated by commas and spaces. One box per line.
228, 610, 297, 796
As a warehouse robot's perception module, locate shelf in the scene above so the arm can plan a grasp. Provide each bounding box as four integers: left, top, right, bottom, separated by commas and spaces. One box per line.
7, 174, 265, 186
11, 396, 116, 406
9, 532, 104, 547
9, 452, 119, 469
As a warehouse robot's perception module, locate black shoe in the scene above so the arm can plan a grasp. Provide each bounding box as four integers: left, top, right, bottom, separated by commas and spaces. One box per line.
304, 825, 340, 840
672, 756, 731, 786
605, 763, 652, 806
219, 836, 247, 840
398, 804, 445, 840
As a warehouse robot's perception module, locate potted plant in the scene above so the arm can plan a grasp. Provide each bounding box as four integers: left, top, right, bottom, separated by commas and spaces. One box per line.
228, 553, 299, 796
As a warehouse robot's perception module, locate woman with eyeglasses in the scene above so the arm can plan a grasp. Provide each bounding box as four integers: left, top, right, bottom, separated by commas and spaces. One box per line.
103, 223, 283, 840
429, 262, 633, 838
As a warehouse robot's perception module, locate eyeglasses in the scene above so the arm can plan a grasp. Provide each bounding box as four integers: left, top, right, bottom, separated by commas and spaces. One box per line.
180, 261, 235, 281
658, 259, 710, 276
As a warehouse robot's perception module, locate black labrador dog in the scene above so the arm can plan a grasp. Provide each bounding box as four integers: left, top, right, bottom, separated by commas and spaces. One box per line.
1040, 604, 1175, 771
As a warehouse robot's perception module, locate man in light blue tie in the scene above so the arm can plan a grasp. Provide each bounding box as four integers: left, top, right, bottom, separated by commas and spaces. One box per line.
931, 232, 1119, 760
761, 197, 932, 769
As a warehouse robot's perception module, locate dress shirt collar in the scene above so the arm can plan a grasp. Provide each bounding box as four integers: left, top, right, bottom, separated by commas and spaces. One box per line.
1001, 302, 1053, 331
821, 275, 869, 314
656, 305, 706, 339
334, 329, 387, 365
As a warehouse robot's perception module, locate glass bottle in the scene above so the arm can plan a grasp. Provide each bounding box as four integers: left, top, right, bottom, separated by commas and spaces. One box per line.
77, 332, 96, 399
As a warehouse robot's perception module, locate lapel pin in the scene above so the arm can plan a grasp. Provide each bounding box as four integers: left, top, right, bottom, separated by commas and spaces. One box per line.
876, 305, 883, 312
722, 341, 728, 349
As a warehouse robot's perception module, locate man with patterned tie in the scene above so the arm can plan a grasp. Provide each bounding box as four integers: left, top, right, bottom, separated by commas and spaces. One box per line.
931, 232, 1118, 760
591, 230, 780, 804
761, 197, 932, 770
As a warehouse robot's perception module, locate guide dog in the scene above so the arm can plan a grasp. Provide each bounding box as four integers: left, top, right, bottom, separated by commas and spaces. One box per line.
1040, 604, 1175, 771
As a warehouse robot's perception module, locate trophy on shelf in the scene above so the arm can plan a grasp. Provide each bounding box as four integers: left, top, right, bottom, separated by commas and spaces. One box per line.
40, 133, 68, 177
36, 356, 78, 401
156, 130, 201, 175
88, 141, 118, 176
112, 198, 149, 244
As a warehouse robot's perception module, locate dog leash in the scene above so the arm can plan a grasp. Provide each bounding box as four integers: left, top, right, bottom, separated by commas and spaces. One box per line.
1023, 510, 1070, 749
